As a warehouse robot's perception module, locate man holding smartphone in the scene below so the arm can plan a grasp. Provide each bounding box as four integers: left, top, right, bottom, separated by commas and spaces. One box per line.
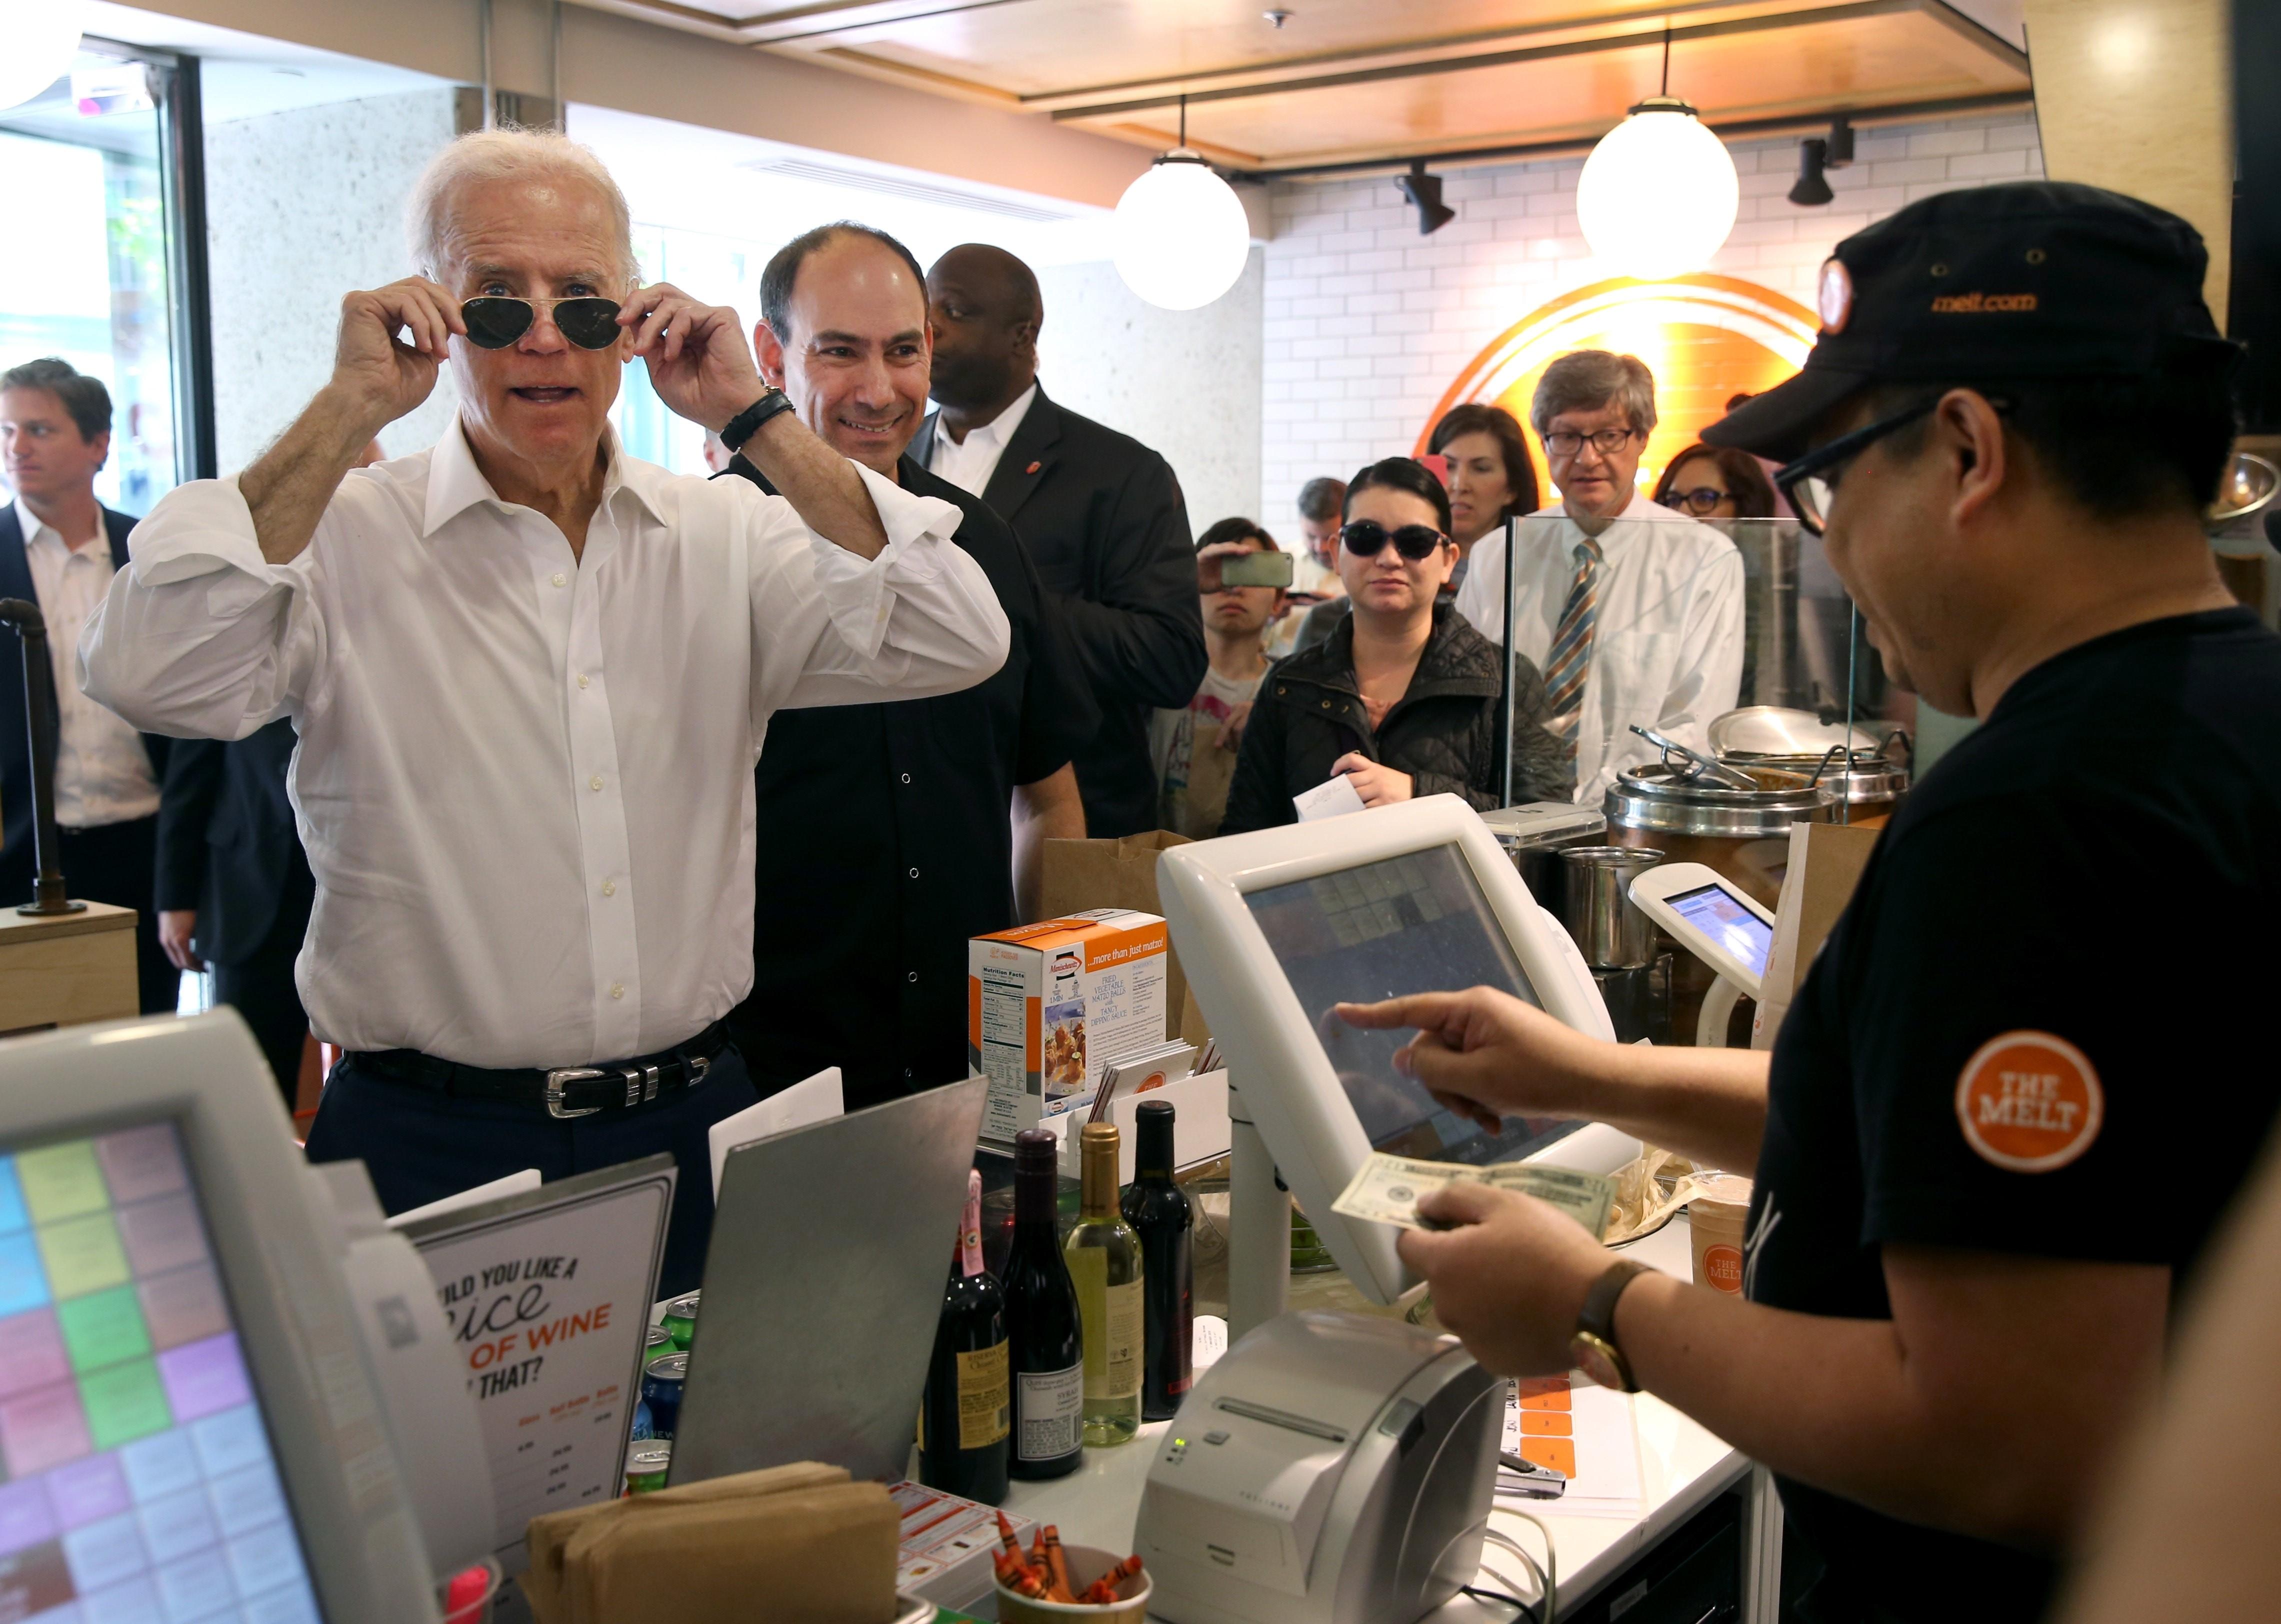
1342, 183, 2281, 1623
1151, 519, 1290, 836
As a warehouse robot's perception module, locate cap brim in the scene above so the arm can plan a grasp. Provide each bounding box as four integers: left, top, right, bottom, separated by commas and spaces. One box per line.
1700, 364, 1866, 465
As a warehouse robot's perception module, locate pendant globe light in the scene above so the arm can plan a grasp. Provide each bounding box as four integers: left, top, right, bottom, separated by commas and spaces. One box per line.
0, 0, 88, 112
1575, 29, 1738, 281
1112, 96, 1252, 311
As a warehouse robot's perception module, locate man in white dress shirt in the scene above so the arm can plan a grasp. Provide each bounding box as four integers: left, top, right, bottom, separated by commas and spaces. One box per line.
81, 130, 1008, 1292
1456, 351, 1744, 806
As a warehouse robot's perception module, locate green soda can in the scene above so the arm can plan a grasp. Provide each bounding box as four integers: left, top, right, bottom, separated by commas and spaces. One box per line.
644, 1324, 672, 1356
662, 1292, 700, 1350
624, 1440, 672, 1494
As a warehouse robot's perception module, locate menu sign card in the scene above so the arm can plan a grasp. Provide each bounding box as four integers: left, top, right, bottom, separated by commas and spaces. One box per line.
400, 1154, 676, 1567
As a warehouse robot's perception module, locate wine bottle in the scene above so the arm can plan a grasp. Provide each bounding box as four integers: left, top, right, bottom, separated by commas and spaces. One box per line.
1120, 1100, 1194, 1422
920, 1170, 1010, 1504
1002, 1128, 1084, 1480
1064, 1122, 1143, 1448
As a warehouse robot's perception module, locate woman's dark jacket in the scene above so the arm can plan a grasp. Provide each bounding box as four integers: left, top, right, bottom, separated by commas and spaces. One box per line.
1218, 602, 1570, 834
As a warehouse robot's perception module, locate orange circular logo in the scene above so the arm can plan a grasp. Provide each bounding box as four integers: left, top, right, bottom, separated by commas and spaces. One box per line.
1701, 1244, 1744, 1293
1953, 1031, 2104, 1172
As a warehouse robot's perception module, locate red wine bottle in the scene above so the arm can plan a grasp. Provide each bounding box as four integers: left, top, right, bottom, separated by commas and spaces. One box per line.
1120, 1100, 1194, 1421
920, 1170, 1010, 1503
1002, 1129, 1084, 1480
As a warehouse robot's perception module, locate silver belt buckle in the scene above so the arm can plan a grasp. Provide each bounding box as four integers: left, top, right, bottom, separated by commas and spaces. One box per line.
544, 1066, 606, 1120
624, 1064, 661, 1106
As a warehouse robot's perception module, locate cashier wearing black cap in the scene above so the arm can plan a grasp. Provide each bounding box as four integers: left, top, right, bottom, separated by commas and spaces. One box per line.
1342, 180, 2281, 1624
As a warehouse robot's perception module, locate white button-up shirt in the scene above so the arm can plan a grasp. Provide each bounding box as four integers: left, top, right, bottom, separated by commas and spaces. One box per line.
14, 499, 159, 828
926, 382, 1038, 498
1456, 496, 1744, 806
80, 424, 1009, 1068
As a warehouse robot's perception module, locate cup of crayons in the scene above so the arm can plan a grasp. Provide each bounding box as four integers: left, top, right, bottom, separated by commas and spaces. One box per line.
992, 1512, 1151, 1622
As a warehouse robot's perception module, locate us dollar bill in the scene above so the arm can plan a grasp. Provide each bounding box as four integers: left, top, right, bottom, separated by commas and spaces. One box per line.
1330, 1152, 1616, 1240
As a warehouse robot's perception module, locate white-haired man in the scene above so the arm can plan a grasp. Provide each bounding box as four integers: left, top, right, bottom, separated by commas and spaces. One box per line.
82, 130, 1010, 1293
1456, 351, 1743, 804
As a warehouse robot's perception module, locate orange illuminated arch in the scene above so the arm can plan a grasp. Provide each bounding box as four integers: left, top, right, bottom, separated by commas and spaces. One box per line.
1418, 274, 1820, 497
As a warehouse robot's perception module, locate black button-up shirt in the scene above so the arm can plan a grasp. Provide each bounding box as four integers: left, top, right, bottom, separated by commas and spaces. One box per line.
722, 452, 1097, 1111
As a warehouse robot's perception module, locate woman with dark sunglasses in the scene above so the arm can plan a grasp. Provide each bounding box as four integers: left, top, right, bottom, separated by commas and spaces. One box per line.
1218, 458, 1568, 834
1650, 441, 1778, 522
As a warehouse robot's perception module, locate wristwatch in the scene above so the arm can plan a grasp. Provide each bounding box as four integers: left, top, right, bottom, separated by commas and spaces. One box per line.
1570, 1260, 1652, 1392
720, 388, 796, 454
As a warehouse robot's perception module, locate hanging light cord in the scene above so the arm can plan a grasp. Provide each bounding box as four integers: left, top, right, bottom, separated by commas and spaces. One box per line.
1660, 25, 1672, 96
1179, 92, 1188, 148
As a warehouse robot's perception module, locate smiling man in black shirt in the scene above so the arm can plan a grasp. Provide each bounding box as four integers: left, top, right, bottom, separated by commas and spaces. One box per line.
724, 223, 1096, 1110
1340, 182, 2281, 1624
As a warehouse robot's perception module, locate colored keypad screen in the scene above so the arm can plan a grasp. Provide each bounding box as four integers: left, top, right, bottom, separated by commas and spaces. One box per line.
0, 1122, 324, 1623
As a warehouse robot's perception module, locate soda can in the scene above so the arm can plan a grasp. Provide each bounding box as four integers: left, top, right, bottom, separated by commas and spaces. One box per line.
662, 1292, 700, 1350
624, 1441, 672, 1495
640, 1352, 688, 1440
645, 1324, 673, 1355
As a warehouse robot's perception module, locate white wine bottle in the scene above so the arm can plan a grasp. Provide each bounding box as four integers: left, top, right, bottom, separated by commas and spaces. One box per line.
1064, 1121, 1143, 1447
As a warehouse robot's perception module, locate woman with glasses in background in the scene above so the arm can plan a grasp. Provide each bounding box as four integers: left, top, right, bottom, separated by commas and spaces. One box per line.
1220, 458, 1568, 834
1652, 441, 1779, 522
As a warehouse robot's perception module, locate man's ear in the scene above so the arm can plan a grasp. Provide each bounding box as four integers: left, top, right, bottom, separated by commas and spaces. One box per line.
1940, 388, 2011, 531
752, 320, 787, 390
89, 430, 112, 474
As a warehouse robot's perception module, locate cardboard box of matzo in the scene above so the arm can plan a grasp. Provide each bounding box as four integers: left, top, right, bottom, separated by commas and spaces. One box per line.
969, 910, 1168, 1144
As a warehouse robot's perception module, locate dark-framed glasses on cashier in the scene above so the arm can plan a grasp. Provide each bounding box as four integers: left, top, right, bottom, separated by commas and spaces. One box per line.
1773, 394, 1957, 534
1340, 520, 1448, 560
460, 296, 624, 350
1665, 486, 1734, 516
1542, 427, 1638, 458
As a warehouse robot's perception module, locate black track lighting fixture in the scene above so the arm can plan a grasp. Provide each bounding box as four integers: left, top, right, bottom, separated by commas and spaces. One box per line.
1397, 158, 1456, 235
1790, 112, 1856, 207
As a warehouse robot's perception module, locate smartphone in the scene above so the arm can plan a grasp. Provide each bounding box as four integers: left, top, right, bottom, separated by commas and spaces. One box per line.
1200, 550, 1296, 592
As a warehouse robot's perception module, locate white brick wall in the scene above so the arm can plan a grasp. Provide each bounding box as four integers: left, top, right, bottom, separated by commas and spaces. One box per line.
1256, 112, 2044, 530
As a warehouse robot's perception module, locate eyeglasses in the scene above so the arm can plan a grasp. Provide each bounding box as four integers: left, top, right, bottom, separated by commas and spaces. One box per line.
1663, 486, 1735, 518
461, 296, 624, 351
1340, 520, 1448, 560
1542, 428, 1638, 459
1773, 396, 1984, 534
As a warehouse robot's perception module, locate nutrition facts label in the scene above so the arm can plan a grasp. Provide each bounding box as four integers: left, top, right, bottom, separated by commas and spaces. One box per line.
0, 1122, 324, 1623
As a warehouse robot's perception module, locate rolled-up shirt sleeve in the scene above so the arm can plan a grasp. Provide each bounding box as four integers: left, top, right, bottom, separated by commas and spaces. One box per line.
748, 458, 1010, 712
78, 476, 325, 742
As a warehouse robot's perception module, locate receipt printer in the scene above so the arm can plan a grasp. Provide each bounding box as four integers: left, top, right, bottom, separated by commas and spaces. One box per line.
1135, 1310, 1502, 1624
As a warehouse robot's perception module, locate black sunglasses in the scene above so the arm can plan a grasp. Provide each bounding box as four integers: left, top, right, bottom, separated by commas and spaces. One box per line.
1340, 520, 1448, 560
461, 296, 624, 351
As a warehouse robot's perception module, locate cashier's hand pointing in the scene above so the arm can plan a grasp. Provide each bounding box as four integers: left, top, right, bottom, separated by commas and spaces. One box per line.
1336, 986, 1602, 1133
1398, 1182, 1613, 1376
617, 284, 772, 436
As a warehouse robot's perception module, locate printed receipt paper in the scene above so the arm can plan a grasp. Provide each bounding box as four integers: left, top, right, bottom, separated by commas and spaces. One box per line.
1332, 1152, 1618, 1240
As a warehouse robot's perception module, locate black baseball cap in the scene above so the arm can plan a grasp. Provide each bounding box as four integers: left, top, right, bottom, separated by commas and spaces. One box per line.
1706, 180, 2236, 464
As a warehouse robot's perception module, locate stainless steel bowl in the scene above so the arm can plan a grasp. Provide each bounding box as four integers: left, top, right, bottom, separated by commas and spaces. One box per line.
1604, 763, 1838, 839
2210, 451, 2279, 525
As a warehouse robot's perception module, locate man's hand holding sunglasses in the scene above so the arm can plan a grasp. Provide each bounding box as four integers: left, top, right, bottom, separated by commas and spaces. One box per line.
325, 276, 468, 439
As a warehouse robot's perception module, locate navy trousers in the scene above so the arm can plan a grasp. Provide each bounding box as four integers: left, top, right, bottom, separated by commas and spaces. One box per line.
304, 1044, 761, 1298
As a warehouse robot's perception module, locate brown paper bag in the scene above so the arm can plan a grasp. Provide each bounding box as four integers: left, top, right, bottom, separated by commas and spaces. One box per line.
1752, 822, 1882, 1050
1040, 832, 1213, 1045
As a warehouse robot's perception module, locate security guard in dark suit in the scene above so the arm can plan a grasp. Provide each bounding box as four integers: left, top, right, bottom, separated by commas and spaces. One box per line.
0, 358, 174, 1012
918, 244, 1204, 838
155, 722, 316, 1111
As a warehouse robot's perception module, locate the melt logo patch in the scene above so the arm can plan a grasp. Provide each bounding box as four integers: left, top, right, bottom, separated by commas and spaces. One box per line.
1954, 1030, 2104, 1172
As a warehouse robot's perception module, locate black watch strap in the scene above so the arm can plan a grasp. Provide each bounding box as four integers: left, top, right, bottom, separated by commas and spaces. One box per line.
1572, 1260, 1651, 1392
720, 388, 796, 453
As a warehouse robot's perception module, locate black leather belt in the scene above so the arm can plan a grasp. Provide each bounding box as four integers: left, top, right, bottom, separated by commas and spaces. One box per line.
350, 1022, 729, 1120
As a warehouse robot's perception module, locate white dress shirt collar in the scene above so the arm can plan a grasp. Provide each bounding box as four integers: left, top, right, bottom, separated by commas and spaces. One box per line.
927, 381, 1038, 498
422, 418, 669, 539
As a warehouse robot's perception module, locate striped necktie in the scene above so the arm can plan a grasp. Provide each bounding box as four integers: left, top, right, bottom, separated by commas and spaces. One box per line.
1543, 537, 1603, 758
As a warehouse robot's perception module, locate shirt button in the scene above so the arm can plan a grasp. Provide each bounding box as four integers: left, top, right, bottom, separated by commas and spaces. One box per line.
552, 572, 567, 587
577, 674, 590, 690
900, 773, 912, 785
908, 868, 920, 880
610, 982, 624, 1000
602, 880, 616, 896
906, 970, 919, 984
589, 774, 604, 791
904, 1068, 914, 1080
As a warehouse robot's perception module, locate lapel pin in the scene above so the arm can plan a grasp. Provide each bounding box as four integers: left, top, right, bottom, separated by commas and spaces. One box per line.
1026, 460, 1042, 474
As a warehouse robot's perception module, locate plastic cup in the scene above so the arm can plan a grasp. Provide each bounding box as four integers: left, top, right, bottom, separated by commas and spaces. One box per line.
438, 1556, 502, 1624
1688, 1174, 1753, 1295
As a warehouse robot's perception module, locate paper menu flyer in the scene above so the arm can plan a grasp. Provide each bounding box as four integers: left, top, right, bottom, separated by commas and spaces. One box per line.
1506, 1374, 1644, 1514
893, 1479, 1032, 1598
402, 1154, 676, 1566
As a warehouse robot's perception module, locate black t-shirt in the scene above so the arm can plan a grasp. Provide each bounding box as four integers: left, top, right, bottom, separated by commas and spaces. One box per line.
720, 454, 1098, 1110
1750, 608, 2281, 1624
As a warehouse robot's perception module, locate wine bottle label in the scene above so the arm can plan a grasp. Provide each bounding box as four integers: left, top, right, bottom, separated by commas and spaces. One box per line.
956, 1342, 1010, 1449
1069, 1248, 1143, 1401
1016, 1364, 1084, 1460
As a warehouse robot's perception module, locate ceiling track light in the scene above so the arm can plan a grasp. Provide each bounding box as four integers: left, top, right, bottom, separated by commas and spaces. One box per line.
1789, 114, 1855, 208
1396, 158, 1456, 236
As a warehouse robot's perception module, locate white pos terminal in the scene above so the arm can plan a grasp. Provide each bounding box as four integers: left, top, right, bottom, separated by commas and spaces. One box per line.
1627, 862, 1780, 1047
0, 1012, 490, 1624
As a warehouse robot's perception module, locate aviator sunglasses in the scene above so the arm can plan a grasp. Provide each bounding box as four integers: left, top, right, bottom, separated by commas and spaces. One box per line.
1340, 520, 1448, 560
460, 296, 625, 350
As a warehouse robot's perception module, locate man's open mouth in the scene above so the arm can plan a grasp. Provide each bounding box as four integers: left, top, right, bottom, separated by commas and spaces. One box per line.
511, 386, 580, 404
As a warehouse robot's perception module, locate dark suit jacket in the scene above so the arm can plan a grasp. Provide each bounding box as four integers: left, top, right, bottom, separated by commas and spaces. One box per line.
913, 387, 1204, 837
0, 504, 170, 902
154, 720, 315, 966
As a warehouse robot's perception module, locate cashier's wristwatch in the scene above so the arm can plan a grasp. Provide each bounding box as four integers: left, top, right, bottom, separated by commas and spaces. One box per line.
720, 388, 796, 454
1570, 1260, 1652, 1393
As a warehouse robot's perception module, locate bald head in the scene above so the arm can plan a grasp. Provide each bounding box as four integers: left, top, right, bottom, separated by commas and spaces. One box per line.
926, 242, 1044, 418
